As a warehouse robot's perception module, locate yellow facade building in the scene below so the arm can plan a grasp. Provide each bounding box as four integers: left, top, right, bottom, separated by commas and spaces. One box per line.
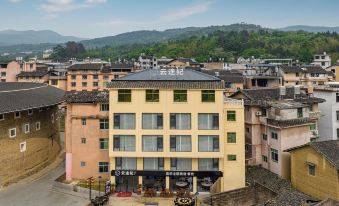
286, 140, 339, 201
107, 68, 245, 193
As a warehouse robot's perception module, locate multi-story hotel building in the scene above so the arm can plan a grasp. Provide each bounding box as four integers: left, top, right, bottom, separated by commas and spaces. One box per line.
107, 68, 245, 193
67, 63, 133, 92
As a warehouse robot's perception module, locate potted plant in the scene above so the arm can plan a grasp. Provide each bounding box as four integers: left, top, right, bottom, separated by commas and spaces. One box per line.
137, 184, 142, 195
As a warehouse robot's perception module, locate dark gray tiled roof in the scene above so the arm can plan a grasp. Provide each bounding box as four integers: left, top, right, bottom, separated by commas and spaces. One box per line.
0, 83, 64, 114
302, 66, 327, 74
111, 63, 134, 69
246, 166, 316, 206
17, 70, 49, 77
64, 91, 108, 103
107, 69, 224, 89
68, 63, 103, 71
286, 140, 339, 170
279, 65, 303, 73
113, 68, 220, 81
231, 87, 325, 106
198, 69, 244, 83
267, 118, 315, 128
168, 58, 200, 65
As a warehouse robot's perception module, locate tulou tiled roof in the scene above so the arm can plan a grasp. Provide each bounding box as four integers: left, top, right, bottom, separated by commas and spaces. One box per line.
107, 69, 225, 89
0, 83, 64, 114
285, 140, 339, 170
64, 90, 109, 103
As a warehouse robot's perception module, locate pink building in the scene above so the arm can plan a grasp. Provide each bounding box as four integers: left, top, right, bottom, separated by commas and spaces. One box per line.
0, 60, 22, 82
64, 91, 110, 181
231, 86, 324, 179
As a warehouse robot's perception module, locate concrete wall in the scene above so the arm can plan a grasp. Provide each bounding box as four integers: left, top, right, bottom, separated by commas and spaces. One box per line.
314, 90, 338, 141
0, 61, 22, 82
0, 106, 60, 186
290, 146, 339, 201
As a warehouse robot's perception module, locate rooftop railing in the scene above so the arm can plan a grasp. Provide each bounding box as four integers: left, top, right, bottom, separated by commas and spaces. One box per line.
224, 98, 244, 106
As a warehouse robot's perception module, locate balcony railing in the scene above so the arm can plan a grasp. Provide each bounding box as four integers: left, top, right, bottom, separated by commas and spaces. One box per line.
224, 98, 244, 106
309, 111, 321, 119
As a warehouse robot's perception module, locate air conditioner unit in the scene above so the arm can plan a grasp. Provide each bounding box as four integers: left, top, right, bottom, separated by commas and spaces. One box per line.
256, 111, 262, 116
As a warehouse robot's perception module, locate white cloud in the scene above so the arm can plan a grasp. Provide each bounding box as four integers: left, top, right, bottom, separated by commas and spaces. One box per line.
39, 0, 107, 16
161, 1, 211, 22
8, 0, 22, 3
85, 0, 107, 4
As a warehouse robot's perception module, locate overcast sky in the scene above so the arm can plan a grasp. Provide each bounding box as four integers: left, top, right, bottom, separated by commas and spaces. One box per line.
1, 0, 339, 38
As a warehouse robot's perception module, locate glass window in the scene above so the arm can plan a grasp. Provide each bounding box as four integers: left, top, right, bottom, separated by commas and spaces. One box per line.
28, 109, 33, 115
170, 113, 191, 130
308, 164, 316, 176
71, 75, 76, 80
202, 90, 215, 102
113, 135, 135, 151
227, 111, 236, 121
99, 138, 109, 149
262, 134, 267, 141
82, 82, 87, 87
174, 90, 187, 102
9, 128, 16, 138
309, 124, 316, 131
262, 155, 268, 162
146, 89, 159, 102
0, 114, 4, 121
227, 132, 236, 143
100, 103, 109, 111
227, 154, 237, 161
144, 158, 164, 170
271, 132, 278, 140
81, 138, 86, 144
93, 74, 98, 80
99, 119, 109, 129
170, 135, 191, 152
198, 113, 219, 130
24, 123, 30, 134
103, 75, 109, 80
114, 113, 135, 129
336, 93, 339, 102
337, 111, 339, 121
99, 162, 109, 173
82, 75, 87, 80
118, 89, 131, 102
142, 113, 163, 129
93, 82, 99, 87
297, 108, 303, 118
198, 136, 219, 152
81, 118, 86, 125
80, 161, 86, 167
198, 158, 219, 171
115, 157, 137, 170
271, 148, 279, 162
36, 122, 40, 131
71, 82, 76, 87
142, 136, 163, 152
15, 112, 20, 118
170, 158, 192, 170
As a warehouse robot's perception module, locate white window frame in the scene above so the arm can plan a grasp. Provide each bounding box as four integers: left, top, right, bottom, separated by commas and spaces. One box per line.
36, 122, 41, 131
24, 123, 30, 134
28, 109, 33, 116
0, 114, 4, 121
81, 138, 86, 144
9, 128, 16, 138
80, 161, 86, 167
14, 112, 21, 119
20, 142, 27, 152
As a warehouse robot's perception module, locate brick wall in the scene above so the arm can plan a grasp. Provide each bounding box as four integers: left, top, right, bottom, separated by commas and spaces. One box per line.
0, 106, 61, 186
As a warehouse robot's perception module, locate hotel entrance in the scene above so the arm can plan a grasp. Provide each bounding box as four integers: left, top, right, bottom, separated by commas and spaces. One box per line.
115, 176, 138, 192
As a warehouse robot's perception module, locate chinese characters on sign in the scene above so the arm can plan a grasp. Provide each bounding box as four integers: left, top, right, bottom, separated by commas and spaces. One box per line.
165, 171, 195, 177
114, 170, 137, 177
159, 68, 184, 76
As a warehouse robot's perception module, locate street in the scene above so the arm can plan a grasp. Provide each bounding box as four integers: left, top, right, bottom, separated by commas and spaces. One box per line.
0, 161, 88, 206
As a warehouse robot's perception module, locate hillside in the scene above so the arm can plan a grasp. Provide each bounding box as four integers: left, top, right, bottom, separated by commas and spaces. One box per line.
0, 30, 85, 46
81, 24, 266, 48
78, 30, 339, 64
279, 25, 339, 33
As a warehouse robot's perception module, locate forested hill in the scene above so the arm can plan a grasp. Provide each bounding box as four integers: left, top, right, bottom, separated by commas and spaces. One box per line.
77, 30, 339, 64
80, 24, 266, 48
